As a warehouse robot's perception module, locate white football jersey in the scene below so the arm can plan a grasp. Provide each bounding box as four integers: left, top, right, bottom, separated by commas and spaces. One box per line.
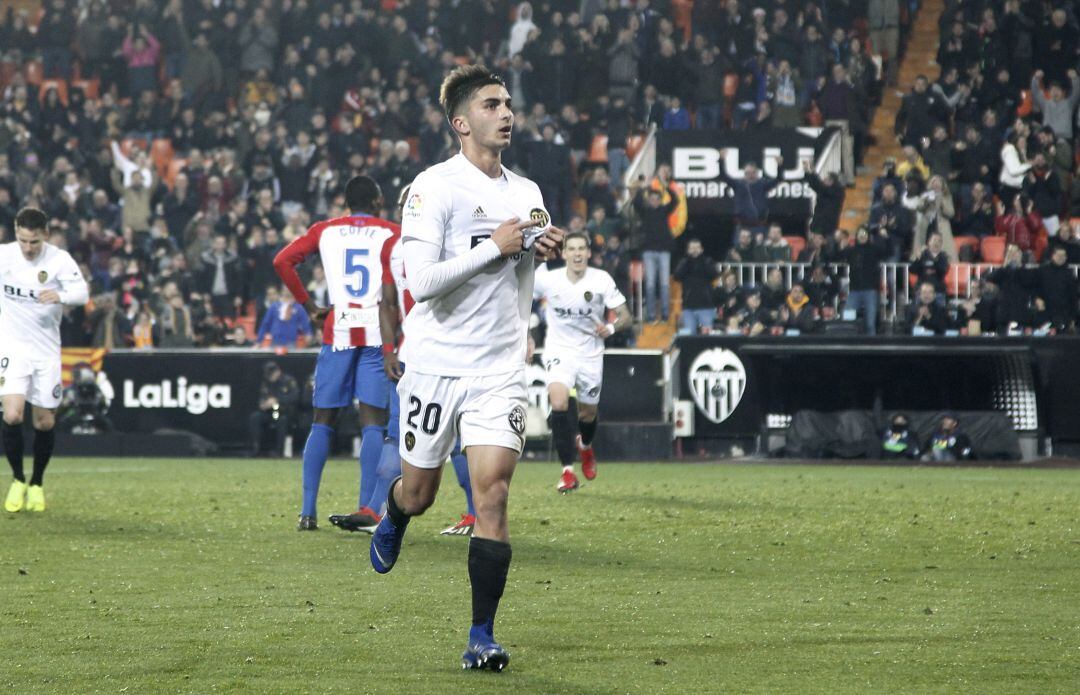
534, 265, 626, 359
0, 242, 88, 358
400, 153, 550, 376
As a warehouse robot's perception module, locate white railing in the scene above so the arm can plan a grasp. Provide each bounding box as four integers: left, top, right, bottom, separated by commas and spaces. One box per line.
716, 261, 850, 310
880, 262, 1080, 322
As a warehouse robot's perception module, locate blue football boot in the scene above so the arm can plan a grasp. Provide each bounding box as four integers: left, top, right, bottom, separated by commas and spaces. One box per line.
462, 622, 510, 672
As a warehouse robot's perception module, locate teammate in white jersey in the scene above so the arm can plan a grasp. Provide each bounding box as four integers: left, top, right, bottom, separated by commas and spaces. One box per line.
1, 208, 89, 512
534, 232, 631, 492
368, 65, 563, 673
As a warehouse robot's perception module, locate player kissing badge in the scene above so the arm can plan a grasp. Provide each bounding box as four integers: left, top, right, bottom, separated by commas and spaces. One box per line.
38, 271, 48, 283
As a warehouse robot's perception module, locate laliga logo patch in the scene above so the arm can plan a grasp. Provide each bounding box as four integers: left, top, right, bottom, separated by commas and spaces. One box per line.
688, 348, 747, 424
403, 193, 423, 219
529, 208, 550, 227
508, 405, 526, 435
404, 431, 416, 451
38, 271, 48, 284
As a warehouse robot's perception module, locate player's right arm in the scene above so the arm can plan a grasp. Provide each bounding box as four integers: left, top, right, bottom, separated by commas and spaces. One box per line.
272, 226, 328, 323
401, 175, 537, 302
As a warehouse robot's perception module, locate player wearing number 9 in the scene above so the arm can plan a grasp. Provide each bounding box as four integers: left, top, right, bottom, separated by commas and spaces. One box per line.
273, 176, 400, 531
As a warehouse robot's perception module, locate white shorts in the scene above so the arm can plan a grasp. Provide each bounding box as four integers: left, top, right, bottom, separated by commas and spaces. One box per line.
0, 351, 62, 409
397, 369, 529, 469
543, 349, 604, 405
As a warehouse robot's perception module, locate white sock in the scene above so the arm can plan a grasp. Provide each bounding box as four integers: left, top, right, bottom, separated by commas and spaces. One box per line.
562, 465, 574, 474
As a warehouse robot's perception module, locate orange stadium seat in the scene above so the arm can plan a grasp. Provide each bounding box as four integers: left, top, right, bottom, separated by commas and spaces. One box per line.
784, 236, 806, 261
980, 236, 1006, 265
945, 263, 971, 298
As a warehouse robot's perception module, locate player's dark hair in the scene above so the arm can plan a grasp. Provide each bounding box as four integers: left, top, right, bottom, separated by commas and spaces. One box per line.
440, 64, 505, 122
14, 207, 47, 233
345, 175, 382, 213
564, 231, 589, 247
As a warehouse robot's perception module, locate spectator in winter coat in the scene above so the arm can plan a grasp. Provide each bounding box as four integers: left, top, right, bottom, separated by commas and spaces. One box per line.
895, 76, 947, 147
869, 183, 914, 260
912, 232, 950, 295
994, 194, 1042, 259
717, 151, 783, 237
256, 287, 312, 347
674, 239, 718, 335
804, 160, 844, 237
907, 281, 949, 335
841, 226, 889, 335
1030, 70, 1080, 142
632, 184, 677, 322
777, 283, 817, 333
1035, 247, 1078, 331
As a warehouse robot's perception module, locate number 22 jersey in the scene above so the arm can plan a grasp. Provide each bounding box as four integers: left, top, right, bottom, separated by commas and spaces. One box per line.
273, 214, 399, 348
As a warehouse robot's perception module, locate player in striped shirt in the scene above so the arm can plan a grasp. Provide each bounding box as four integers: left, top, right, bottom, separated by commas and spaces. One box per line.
273, 176, 399, 531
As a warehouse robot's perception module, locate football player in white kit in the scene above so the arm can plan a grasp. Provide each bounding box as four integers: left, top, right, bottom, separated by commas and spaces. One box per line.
534, 231, 631, 492
1, 208, 89, 512
368, 65, 563, 673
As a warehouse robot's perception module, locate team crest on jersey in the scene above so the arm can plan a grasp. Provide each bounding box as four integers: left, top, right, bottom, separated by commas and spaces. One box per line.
404, 193, 423, 219
584, 291, 593, 302
38, 271, 48, 283
529, 208, 550, 227
404, 431, 416, 451
53, 384, 62, 399
508, 405, 526, 434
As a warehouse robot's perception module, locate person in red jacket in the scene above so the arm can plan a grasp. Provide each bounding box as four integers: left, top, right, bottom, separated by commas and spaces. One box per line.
994, 193, 1043, 261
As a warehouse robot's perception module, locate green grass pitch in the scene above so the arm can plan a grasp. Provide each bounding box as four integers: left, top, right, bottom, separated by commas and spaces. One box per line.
3, 458, 1080, 693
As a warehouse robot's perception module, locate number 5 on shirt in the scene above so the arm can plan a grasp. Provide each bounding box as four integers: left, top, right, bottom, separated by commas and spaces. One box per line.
344, 248, 370, 299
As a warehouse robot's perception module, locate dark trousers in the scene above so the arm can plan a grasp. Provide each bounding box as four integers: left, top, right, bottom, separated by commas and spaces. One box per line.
248, 410, 292, 455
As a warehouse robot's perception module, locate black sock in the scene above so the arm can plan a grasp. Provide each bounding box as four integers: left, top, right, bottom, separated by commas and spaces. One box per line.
548, 410, 576, 467
30, 428, 55, 486
2, 421, 25, 482
578, 418, 597, 447
468, 536, 512, 627
385, 477, 411, 528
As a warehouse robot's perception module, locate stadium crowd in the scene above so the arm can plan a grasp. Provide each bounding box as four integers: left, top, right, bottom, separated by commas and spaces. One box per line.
0, 0, 1077, 345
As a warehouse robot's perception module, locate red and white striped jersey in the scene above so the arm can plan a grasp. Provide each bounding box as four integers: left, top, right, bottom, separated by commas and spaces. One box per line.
388, 237, 415, 332
274, 214, 400, 348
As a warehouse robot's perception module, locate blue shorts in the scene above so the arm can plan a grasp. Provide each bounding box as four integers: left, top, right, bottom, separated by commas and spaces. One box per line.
387, 362, 403, 441
312, 345, 391, 410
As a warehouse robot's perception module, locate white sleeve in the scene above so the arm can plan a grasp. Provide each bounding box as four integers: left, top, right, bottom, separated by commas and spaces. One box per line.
400, 172, 505, 301
603, 271, 627, 309
403, 237, 501, 302
110, 140, 137, 180
56, 253, 89, 305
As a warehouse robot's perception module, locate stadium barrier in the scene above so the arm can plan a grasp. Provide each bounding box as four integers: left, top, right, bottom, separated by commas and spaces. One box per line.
672, 335, 1080, 458
91, 349, 672, 454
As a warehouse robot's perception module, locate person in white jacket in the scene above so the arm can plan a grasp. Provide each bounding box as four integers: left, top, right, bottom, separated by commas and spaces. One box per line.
999, 132, 1031, 205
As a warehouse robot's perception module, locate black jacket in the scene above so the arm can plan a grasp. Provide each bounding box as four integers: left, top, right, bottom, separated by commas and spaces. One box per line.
674, 255, 718, 310
1037, 262, 1078, 328
807, 172, 844, 236
906, 300, 949, 335
633, 192, 677, 253
842, 237, 888, 291
913, 249, 949, 294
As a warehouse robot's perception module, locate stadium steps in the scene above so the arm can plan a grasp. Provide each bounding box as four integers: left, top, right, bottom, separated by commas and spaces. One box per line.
839, 0, 945, 232
636, 282, 680, 349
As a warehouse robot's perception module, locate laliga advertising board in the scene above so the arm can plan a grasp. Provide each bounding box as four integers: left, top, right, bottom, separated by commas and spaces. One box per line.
657, 127, 837, 216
